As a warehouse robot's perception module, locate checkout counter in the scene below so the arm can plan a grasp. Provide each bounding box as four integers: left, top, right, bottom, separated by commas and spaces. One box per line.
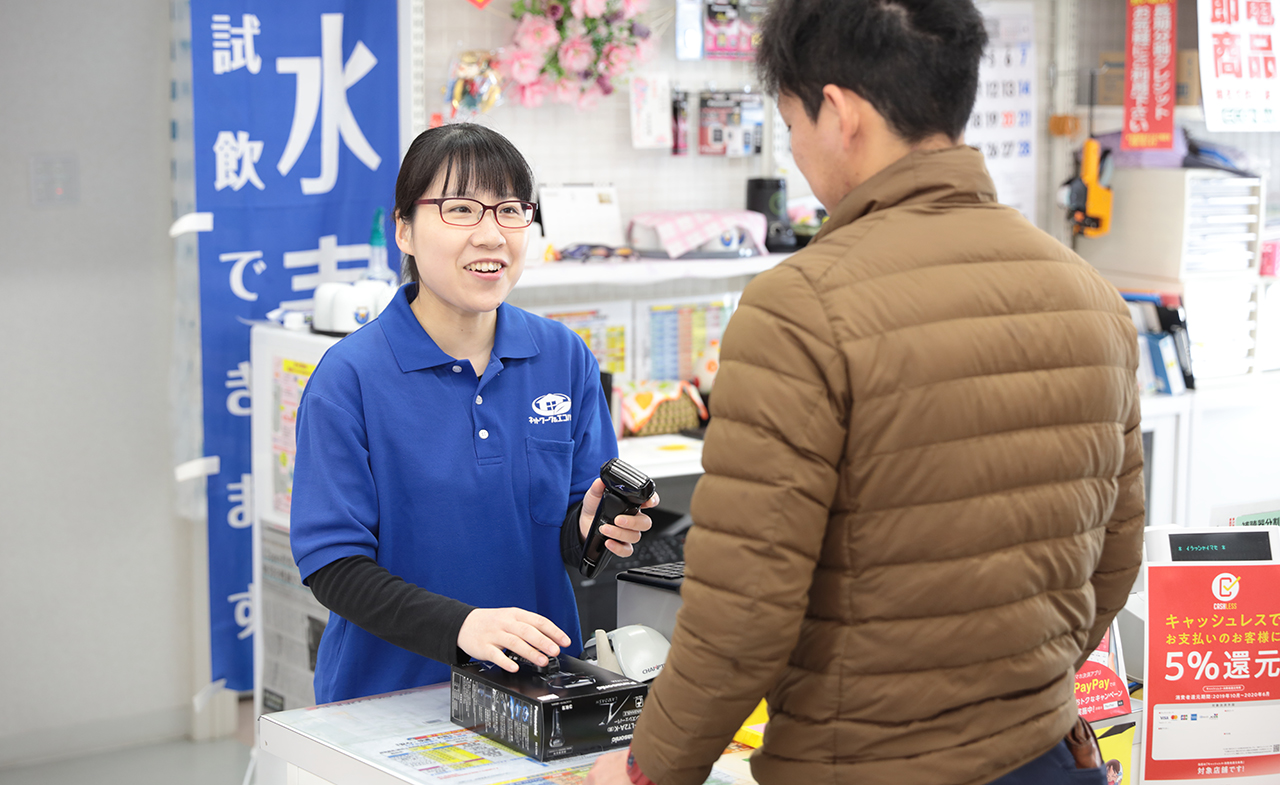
256, 521, 760, 785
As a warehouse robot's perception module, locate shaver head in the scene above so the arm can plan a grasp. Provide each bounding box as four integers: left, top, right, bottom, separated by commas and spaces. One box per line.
600, 458, 655, 505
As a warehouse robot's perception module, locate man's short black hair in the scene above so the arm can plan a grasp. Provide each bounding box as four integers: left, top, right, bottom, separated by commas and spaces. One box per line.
756, 0, 989, 142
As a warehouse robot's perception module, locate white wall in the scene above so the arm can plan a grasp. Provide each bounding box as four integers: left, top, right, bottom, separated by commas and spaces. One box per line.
416, 0, 810, 224
0, 0, 190, 770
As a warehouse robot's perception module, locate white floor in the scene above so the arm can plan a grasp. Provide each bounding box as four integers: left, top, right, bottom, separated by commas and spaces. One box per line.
0, 700, 257, 785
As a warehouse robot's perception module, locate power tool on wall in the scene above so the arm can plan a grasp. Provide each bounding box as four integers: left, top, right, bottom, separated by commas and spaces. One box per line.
1059, 69, 1115, 238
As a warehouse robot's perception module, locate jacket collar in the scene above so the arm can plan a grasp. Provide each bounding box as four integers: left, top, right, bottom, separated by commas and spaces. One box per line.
813, 145, 998, 243
380, 283, 540, 373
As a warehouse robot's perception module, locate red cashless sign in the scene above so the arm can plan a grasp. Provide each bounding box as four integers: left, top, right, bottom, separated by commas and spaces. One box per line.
1144, 563, 1280, 781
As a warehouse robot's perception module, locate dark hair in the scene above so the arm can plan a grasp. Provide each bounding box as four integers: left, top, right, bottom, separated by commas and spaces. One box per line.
1106, 760, 1123, 774
756, 0, 988, 142
393, 123, 536, 283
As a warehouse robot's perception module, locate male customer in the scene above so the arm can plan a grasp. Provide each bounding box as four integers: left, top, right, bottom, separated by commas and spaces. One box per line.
588, 0, 1145, 782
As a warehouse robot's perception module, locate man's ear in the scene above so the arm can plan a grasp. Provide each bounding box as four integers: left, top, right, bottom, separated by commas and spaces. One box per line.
394, 210, 414, 256
822, 84, 862, 149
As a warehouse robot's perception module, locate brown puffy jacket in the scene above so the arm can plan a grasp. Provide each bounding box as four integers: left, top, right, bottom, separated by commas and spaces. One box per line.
630, 146, 1145, 785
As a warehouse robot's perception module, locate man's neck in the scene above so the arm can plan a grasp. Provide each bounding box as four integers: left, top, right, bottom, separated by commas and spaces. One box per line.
834, 132, 960, 209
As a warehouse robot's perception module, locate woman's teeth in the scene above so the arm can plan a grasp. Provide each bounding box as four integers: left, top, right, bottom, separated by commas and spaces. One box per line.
465, 261, 503, 273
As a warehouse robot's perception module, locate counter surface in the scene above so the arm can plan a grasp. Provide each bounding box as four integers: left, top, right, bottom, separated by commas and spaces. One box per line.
259, 683, 754, 785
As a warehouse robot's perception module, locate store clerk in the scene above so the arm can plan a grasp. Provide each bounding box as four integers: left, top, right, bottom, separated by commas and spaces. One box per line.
290, 124, 657, 705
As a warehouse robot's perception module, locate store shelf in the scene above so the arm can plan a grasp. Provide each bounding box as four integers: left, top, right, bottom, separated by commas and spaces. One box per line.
1074, 104, 1205, 133
1139, 392, 1193, 419
515, 253, 793, 289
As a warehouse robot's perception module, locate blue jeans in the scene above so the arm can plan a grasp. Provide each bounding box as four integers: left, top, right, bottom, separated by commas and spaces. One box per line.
987, 741, 1108, 785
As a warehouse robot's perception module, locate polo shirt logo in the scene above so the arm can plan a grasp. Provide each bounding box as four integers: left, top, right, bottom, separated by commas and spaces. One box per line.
530, 393, 572, 424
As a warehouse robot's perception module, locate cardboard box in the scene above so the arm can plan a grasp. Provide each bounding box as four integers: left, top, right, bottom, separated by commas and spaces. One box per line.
450, 656, 649, 762
1097, 51, 1127, 106
1176, 49, 1201, 106
1093, 50, 1201, 107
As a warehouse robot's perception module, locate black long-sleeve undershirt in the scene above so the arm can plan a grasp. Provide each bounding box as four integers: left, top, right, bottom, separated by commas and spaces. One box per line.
306, 502, 585, 666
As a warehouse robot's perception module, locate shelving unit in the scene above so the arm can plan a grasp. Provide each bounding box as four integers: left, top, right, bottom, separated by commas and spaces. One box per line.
1075, 104, 1205, 133
1075, 168, 1274, 379
514, 252, 792, 289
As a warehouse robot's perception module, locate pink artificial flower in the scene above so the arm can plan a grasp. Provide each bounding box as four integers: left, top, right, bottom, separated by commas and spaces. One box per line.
547, 2, 565, 20
633, 36, 655, 63
502, 46, 544, 85
553, 78, 580, 104
558, 35, 594, 73
577, 82, 604, 110
518, 78, 551, 108
600, 43, 632, 78
514, 14, 560, 53
570, 0, 607, 19
622, 0, 649, 19
596, 74, 615, 95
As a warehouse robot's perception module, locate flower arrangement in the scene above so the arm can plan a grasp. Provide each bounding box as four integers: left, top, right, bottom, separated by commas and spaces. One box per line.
501, 0, 654, 109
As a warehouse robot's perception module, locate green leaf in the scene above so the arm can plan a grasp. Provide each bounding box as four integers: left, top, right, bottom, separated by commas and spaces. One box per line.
512, 0, 527, 18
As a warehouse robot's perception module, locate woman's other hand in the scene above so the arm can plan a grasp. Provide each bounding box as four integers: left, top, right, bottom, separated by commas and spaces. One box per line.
457, 607, 571, 673
577, 477, 659, 557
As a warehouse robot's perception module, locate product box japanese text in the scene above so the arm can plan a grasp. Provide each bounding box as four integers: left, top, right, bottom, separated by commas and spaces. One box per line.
450, 656, 649, 762
1095, 50, 1201, 106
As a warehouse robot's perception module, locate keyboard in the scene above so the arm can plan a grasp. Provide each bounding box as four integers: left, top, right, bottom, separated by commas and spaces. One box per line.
617, 561, 685, 591
622, 533, 685, 568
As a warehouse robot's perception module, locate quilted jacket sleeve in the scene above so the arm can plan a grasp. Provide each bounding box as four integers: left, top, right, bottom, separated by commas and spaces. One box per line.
629, 263, 849, 785
1077, 381, 1145, 670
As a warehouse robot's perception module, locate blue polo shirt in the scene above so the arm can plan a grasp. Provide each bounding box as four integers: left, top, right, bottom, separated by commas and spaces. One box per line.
290, 283, 617, 703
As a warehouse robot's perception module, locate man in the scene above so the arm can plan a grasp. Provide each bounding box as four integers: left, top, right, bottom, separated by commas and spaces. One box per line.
588, 0, 1144, 782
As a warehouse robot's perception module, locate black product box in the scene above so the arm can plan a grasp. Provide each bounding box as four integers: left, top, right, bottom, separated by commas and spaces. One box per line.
450, 656, 649, 762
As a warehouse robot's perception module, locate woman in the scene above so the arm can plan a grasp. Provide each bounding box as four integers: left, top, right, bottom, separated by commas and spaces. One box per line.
290, 123, 655, 704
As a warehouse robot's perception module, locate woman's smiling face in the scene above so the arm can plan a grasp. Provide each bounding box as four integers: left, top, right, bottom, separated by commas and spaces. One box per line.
395, 179, 530, 319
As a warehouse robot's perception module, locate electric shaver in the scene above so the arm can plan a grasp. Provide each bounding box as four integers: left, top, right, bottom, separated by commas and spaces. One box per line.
579, 458, 656, 578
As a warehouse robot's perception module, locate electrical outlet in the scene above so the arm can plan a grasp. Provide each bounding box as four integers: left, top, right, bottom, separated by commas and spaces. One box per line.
29, 154, 79, 208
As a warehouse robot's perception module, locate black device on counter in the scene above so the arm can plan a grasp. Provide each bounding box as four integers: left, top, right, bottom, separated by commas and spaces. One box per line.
451, 654, 648, 761
579, 458, 656, 579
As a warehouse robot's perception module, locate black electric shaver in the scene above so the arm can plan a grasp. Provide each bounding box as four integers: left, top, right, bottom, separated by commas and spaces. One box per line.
579, 458, 656, 578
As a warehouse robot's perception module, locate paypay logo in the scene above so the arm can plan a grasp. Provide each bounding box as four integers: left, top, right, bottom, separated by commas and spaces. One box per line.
532, 393, 572, 416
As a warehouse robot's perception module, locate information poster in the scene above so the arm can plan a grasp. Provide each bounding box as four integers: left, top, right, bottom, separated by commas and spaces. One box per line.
1124, 0, 1177, 150
271, 357, 315, 515
1144, 563, 1280, 782
1099, 723, 1139, 784
533, 300, 634, 382
1199, 0, 1280, 130
634, 295, 735, 382
969, 2, 1037, 221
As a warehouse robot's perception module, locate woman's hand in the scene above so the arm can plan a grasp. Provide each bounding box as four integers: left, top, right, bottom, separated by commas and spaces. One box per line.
457, 607, 571, 673
578, 477, 660, 558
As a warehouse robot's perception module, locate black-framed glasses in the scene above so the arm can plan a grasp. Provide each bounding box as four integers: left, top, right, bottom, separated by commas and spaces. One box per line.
416, 198, 537, 229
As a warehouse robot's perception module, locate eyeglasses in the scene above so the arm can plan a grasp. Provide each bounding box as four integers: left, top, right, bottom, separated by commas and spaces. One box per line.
416, 198, 537, 229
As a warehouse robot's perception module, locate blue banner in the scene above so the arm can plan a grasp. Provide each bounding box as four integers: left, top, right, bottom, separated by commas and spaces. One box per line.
190, 0, 400, 690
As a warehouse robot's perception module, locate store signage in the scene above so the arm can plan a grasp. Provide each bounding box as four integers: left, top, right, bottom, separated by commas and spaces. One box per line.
189, 0, 401, 690
1198, 0, 1280, 130
1075, 623, 1133, 723
1144, 563, 1280, 782
1124, 0, 1177, 150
